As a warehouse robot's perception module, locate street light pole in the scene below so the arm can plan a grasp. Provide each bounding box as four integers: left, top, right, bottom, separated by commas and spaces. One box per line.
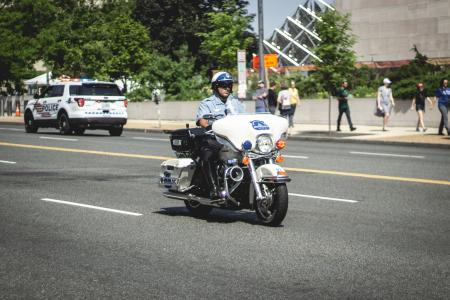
258, 0, 265, 82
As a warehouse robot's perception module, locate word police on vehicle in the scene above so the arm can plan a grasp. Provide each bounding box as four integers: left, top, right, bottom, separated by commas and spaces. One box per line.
24, 76, 128, 136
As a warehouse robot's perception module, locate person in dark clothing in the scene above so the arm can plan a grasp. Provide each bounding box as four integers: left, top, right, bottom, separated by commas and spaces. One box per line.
336, 81, 356, 132
436, 78, 450, 135
267, 81, 277, 114
410, 82, 434, 132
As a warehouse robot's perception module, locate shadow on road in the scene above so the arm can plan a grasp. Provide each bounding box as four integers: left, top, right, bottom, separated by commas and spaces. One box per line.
155, 206, 269, 226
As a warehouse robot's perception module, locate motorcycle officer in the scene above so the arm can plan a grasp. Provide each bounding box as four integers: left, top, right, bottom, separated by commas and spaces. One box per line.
196, 71, 244, 198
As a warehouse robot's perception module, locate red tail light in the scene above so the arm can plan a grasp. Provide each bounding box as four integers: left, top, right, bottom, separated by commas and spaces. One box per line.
124, 99, 128, 107
75, 98, 85, 107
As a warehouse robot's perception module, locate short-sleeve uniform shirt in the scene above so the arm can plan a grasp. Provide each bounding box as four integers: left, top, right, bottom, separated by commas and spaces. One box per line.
196, 93, 245, 125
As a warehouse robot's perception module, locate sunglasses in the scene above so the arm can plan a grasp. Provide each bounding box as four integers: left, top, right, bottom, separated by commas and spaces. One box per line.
217, 82, 233, 89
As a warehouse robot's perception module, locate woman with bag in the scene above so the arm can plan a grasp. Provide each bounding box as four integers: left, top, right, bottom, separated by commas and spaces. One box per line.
377, 78, 395, 131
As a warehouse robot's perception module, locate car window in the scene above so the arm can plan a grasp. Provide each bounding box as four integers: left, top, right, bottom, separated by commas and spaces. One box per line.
41, 86, 53, 98
52, 85, 64, 97
69, 84, 122, 96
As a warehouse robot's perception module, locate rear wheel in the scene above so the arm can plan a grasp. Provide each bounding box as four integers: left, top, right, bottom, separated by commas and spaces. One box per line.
24, 111, 38, 133
74, 128, 85, 135
109, 126, 123, 136
58, 113, 72, 135
184, 200, 213, 218
255, 184, 288, 226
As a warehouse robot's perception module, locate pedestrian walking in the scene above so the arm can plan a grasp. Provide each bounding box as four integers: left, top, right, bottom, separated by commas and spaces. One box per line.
288, 81, 299, 128
277, 82, 291, 120
336, 80, 356, 132
410, 82, 434, 132
436, 78, 450, 135
377, 78, 395, 131
267, 81, 277, 114
253, 80, 268, 113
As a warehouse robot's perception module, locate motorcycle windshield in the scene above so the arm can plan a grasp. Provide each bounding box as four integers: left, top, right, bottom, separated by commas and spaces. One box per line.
212, 114, 288, 151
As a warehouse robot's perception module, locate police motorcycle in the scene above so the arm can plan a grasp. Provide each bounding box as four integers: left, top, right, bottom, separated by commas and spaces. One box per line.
159, 113, 290, 226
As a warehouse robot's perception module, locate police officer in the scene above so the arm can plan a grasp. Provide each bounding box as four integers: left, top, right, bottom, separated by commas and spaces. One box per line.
196, 71, 244, 198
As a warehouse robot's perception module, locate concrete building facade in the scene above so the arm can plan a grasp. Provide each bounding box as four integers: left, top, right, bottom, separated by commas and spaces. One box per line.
336, 0, 450, 63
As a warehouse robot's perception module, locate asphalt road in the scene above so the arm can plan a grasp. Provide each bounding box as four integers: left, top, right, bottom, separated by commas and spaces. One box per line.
0, 125, 449, 299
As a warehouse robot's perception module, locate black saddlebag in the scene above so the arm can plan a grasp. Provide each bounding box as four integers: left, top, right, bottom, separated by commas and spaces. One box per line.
170, 127, 206, 157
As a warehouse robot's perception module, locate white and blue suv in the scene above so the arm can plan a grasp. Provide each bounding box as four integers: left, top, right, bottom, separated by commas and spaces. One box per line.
24, 79, 128, 136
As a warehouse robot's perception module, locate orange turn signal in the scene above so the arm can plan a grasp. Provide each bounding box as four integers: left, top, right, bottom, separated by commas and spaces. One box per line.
277, 170, 287, 176
275, 155, 284, 163
242, 156, 250, 165
275, 139, 286, 150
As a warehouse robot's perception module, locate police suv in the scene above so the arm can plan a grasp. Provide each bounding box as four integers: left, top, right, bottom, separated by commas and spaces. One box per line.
24, 78, 127, 136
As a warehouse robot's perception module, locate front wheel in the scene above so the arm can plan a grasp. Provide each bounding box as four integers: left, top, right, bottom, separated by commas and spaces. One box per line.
184, 200, 213, 218
255, 184, 288, 226
24, 111, 38, 133
58, 113, 72, 135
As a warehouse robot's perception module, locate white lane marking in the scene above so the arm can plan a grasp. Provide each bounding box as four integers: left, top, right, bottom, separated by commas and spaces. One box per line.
0, 127, 22, 131
40, 198, 143, 216
40, 136, 78, 142
350, 151, 424, 159
284, 155, 309, 159
289, 193, 359, 203
132, 137, 168, 142
0, 160, 16, 164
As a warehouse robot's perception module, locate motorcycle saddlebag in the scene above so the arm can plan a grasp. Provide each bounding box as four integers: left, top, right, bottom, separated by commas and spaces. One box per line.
170, 128, 206, 153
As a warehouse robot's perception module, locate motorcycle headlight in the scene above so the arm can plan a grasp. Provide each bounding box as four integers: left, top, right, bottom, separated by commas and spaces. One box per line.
256, 135, 273, 154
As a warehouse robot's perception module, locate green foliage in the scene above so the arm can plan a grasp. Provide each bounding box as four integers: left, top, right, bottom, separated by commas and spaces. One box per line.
383, 46, 446, 99
0, 0, 56, 89
39, 1, 151, 90
313, 9, 357, 95
133, 0, 254, 71
351, 86, 377, 98
128, 46, 209, 101
197, 3, 254, 70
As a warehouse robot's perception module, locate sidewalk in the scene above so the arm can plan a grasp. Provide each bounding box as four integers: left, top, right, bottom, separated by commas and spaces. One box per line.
1, 116, 449, 147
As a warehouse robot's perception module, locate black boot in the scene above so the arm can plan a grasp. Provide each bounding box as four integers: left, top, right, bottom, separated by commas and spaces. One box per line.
201, 161, 219, 199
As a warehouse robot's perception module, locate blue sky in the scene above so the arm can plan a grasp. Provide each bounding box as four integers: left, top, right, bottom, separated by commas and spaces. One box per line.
247, 0, 335, 38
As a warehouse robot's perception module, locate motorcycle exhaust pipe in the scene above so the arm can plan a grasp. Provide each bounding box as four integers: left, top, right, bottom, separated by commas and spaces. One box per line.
228, 166, 244, 182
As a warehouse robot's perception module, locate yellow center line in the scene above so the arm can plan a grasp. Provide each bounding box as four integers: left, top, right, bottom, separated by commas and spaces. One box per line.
0, 141, 173, 161
284, 167, 450, 186
1, 141, 449, 186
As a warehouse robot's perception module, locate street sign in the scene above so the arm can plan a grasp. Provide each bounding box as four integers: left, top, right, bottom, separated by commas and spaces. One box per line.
237, 50, 247, 99
252, 54, 278, 69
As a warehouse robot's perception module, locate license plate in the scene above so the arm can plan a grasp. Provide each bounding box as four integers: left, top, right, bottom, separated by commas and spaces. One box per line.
102, 102, 110, 110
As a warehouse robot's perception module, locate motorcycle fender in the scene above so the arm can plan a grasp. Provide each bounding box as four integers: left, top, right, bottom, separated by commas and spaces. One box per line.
255, 164, 291, 183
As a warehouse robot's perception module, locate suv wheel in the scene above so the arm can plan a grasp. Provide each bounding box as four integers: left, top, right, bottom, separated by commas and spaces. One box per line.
24, 111, 38, 133
58, 113, 72, 135
109, 126, 123, 136
74, 128, 85, 135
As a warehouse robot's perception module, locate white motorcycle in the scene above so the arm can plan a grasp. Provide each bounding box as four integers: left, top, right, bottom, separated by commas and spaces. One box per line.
159, 113, 290, 226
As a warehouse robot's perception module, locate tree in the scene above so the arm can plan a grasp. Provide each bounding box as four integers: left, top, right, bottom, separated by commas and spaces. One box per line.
39, 0, 152, 92
197, 8, 254, 70
0, 0, 57, 90
313, 8, 356, 132
133, 0, 253, 71
101, 16, 152, 92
